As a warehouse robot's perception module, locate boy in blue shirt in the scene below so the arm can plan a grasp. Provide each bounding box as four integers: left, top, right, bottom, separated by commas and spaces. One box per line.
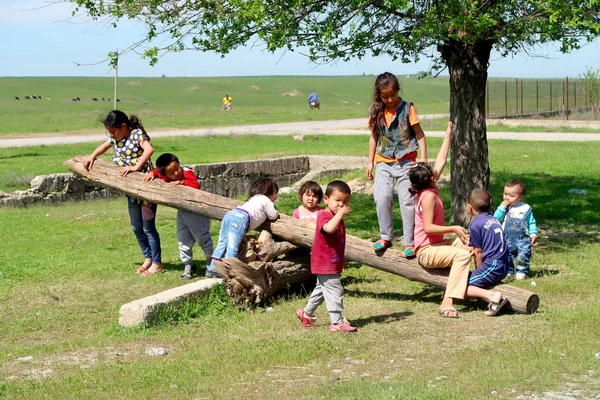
467, 189, 512, 316
494, 180, 537, 280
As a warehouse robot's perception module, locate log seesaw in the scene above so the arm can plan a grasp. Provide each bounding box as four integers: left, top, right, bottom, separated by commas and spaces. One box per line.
65, 156, 539, 314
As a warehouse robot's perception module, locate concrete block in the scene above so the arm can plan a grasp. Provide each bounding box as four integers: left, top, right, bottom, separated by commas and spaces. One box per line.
119, 278, 222, 328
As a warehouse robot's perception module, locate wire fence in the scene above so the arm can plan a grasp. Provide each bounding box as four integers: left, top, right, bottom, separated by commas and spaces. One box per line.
486, 78, 599, 119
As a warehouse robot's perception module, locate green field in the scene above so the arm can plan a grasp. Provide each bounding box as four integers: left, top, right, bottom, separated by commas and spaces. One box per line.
1, 135, 600, 399
0, 76, 450, 135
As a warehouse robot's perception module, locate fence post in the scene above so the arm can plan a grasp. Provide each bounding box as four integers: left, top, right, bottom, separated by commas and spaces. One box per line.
515, 78, 519, 118
574, 80, 577, 109
536, 80, 539, 114
504, 80, 508, 117
566, 77, 569, 120
521, 80, 524, 115
550, 81, 553, 112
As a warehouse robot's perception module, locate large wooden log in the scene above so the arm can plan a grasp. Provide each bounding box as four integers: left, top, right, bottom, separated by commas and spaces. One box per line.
65, 156, 539, 314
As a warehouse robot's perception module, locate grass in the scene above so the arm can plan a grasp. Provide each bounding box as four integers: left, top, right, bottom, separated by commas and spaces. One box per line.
1, 136, 600, 399
3, 76, 597, 138
0, 76, 449, 135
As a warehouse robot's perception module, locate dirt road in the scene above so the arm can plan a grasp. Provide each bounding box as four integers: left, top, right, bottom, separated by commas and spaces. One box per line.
1, 117, 599, 148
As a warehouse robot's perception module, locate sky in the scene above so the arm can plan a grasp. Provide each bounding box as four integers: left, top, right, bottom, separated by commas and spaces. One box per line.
1, 0, 599, 78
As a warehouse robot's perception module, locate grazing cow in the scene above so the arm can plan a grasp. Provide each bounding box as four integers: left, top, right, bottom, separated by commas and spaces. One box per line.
116, 98, 121, 102
15, 96, 19, 100
92, 98, 98, 101
32, 95, 37, 99
72, 98, 77, 102
76, 97, 81, 101
24, 95, 31, 100
143, 101, 148, 105
102, 97, 105, 101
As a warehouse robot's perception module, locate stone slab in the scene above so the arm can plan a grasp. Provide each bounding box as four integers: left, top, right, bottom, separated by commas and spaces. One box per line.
119, 278, 222, 328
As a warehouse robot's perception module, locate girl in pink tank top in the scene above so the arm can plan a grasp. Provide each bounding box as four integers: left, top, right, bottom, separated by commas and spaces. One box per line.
408, 122, 508, 318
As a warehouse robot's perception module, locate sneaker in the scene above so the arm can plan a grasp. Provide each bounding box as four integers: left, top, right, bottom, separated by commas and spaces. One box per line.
181, 264, 195, 280
515, 272, 527, 280
404, 246, 416, 258
296, 308, 316, 329
329, 318, 358, 333
205, 269, 222, 279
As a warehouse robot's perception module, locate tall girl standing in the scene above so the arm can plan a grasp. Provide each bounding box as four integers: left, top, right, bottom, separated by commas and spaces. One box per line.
366, 72, 428, 257
83, 110, 163, 276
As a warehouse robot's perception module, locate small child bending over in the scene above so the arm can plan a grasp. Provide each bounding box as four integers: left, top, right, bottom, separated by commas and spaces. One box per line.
467, 189, 511, 316
207, 178, 279, 278
292, 181, 323, 223
296, 180, 358, 332
409, 122, 507, 318
494, 180, 538, 280
144, 153, 214, 280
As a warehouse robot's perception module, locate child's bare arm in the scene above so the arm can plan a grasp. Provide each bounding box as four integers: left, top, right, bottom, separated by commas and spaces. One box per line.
83, 142, 112, 171
432, 122, 453, 180
473, 247, 483, 267
322, 206, 351, 233
421, 192, 468, 243
413, 123, 428, 162
168, 180, 183, 186
366, 132, 377, 180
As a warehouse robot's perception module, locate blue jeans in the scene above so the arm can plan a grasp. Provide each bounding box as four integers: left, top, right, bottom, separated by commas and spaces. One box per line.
127, 197, 161, 264
506, 234, 531, 275
209, 209, 249, 272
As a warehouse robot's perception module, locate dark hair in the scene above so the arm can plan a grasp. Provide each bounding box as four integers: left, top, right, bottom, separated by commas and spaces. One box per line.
325, 180, 351, 197
468, 189, 491, 213
248, 177, 279, 200
408, 162, 434, 194
298, 181, 323, 203
155, 153, 179, 175
505, 179, 526, 195
103, 110, 147, 136
368, 72, 401, 136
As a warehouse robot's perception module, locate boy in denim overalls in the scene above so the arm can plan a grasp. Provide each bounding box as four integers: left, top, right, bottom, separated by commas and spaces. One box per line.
494, 180, 538, 280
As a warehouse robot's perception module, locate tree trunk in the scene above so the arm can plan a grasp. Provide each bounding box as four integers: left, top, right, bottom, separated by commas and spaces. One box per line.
65, 156, 538, 314
439, 39, 494, 226
214, 256, 312, 307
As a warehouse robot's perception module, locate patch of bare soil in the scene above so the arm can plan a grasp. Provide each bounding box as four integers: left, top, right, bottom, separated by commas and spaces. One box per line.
513, 370, 600, 399
282, 89, 302, 97
2, 343, 170, 381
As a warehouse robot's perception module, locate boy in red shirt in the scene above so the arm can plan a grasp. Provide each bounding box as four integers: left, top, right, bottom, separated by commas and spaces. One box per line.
144, 153, 213, 279
296, 180, 358, 332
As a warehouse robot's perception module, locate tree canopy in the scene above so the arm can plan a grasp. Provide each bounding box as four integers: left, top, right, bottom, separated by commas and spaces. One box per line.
69, 0, 600, 223
71, 0, 600, 68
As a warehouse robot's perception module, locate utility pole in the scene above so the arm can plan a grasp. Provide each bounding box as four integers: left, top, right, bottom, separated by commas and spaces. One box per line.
113, 49, 118, 110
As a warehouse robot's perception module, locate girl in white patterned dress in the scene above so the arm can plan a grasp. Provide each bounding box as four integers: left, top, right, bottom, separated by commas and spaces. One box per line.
83, 110, 163, 276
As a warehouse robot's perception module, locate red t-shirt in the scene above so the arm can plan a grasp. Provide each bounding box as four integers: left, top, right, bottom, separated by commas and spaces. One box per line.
150, 168, 200, 189
310, 209, 346, 275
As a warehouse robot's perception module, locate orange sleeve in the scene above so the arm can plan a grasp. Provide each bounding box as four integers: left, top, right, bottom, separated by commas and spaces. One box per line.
409, 104, 420, 126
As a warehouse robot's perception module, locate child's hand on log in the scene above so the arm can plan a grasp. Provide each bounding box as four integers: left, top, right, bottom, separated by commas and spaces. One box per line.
143, 173, 155, 183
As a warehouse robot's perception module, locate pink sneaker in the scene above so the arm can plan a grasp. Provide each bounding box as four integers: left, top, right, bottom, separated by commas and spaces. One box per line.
329, 318, 358, 332
296, 308, 316, 329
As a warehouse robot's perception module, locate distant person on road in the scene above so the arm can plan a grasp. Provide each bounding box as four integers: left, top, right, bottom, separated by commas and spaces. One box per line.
82, 110, 162, 276
144, 153, 213, 280
367, 72, 428, 258
308, 91, 320, 109
222, 95, 232, 111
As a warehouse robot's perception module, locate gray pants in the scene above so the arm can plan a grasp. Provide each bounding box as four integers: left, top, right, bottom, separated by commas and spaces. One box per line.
177, 210, 213, 266
305, 274, 344, 324
373, 160, 415, 246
